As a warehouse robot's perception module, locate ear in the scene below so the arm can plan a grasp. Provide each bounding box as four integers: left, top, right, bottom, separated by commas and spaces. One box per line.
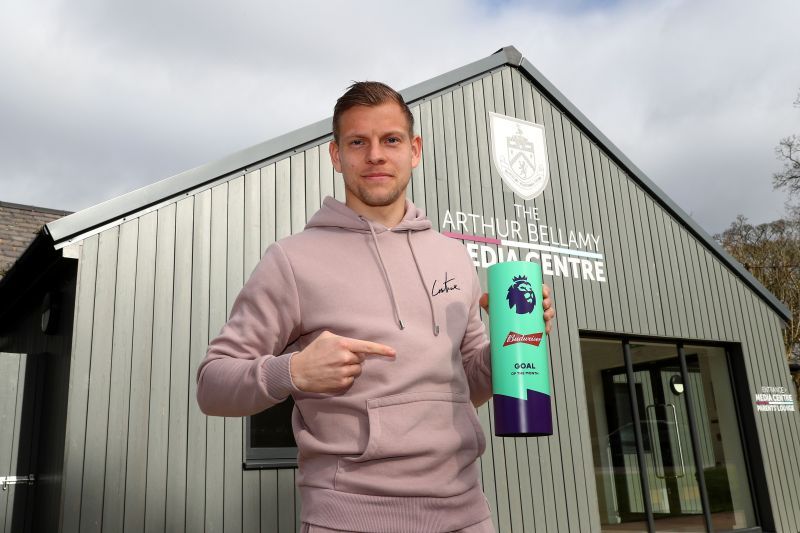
329, 140, 343, 173
410, 135, 422, 168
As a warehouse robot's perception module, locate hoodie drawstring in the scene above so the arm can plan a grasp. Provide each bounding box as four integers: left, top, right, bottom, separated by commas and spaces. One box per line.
406, 231, 440, 336
362, 218, 440, 336
364, 219, 405, 330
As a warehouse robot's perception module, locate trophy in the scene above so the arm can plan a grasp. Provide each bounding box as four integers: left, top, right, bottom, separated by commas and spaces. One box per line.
488, 261, 553, 437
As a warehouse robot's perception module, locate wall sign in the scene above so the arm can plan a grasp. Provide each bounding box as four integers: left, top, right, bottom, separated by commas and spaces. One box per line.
754, 386, 796, 412
444, 113, 607, 283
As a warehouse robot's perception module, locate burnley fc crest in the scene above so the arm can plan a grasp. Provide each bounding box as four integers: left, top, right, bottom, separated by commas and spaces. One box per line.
488, 112, 550, 200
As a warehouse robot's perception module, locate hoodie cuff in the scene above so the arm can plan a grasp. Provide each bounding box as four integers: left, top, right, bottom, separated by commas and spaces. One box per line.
261, 352, 300, 401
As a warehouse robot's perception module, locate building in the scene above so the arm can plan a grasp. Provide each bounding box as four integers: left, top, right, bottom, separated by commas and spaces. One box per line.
0, 46, 796, 532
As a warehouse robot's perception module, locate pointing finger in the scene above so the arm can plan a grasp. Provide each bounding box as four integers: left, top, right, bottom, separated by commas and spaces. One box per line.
340, 337, 396, 358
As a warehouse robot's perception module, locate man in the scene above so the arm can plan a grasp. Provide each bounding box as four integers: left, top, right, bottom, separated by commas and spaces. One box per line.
196, 82, 554, 533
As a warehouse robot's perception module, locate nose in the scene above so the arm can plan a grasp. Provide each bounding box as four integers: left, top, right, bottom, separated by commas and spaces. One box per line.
367, 142, 386, 164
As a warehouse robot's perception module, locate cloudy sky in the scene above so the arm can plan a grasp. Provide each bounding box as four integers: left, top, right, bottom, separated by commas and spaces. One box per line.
1, 0, 798, 236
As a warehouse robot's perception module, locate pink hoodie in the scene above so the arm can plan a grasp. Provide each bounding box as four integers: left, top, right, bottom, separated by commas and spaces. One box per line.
197, 197, 493, 532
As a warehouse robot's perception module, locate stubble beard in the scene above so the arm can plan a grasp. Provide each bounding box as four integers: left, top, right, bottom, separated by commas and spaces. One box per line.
346, 176, 409, 208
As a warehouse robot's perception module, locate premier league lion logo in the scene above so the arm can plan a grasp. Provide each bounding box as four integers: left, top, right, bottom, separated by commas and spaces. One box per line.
506, 275, 536, 315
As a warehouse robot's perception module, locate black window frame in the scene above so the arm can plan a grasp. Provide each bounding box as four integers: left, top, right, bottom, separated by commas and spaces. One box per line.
244, 397, 298, 470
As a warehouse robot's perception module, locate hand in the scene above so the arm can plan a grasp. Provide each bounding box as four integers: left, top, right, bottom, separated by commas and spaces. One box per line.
479, 283, 556, 334
290, 331, 396, 393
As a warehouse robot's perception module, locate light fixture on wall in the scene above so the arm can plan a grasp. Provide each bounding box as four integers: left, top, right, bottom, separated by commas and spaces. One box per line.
669, 374, 685, 395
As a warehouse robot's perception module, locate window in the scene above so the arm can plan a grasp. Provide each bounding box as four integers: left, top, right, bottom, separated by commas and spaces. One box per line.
245, 397, 297, 468
581, 336, 757, 531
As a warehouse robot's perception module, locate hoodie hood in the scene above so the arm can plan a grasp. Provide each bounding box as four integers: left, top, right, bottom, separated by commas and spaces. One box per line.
305, 196, 432, 233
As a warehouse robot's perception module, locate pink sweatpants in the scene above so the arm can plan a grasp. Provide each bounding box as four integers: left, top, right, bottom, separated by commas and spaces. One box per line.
300, 516, 496, 533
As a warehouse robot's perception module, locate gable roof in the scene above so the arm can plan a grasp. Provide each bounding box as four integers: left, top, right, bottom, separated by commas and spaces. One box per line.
36, 46, 791, 321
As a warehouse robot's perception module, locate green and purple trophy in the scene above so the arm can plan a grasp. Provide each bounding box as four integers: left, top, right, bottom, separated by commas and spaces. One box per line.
488, 261, 552, 437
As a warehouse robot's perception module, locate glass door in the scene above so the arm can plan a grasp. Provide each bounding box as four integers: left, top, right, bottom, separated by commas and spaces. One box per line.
582, 338, 757, 532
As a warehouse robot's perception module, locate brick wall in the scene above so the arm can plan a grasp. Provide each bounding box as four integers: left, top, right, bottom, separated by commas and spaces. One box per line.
0, 201, 72, 278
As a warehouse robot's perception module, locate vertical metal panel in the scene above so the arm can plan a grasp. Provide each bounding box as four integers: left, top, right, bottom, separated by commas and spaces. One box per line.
290, 153, 306, 233
663, 213, 689, 338
648, 198, 676, 335
319, 144, 335, 202
713, 260, 733, 341
599, 154, 632, 333
245, 169, 262, 268
463, 84, 485, 229
673, 223, 699, 339
706, 251, 727, 340
719, 261, 741, 343
585, 142, 617, 332
420, 100, 440, 228
626, 187, 661, 335
186, 189, 211, 533
205, 184, 228, 532
441, 92, 462, 219
305, 147, 321, 220
78, 226, 119, 533
277, 469, 295, 533
571, 126, 603, 331
62, 231, 98, 533
452, 87, 473, 215
556, 112, 587, 330
122, 212, 156, 532
432, 95, 452, 228
101, 220, 138, 532
616, 173, 645, 334
0, 353, 24, 533
225, 176, 245, 532
409, 105, 424, 209
689, 239, 713, 339
165, 197, 194, 532
275, 159, 291, 240
260, 470, 278, 533
144, 204, 176, 532
260, 165, 276, 253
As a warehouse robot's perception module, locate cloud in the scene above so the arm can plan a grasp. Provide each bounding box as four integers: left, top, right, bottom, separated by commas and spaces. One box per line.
0, 0, 797, 235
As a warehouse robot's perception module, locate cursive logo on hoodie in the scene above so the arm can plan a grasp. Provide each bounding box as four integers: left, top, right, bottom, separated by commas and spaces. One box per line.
431, 273, 460, 296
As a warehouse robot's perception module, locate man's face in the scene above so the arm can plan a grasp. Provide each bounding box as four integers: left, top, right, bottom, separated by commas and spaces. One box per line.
329, 102, 421, 213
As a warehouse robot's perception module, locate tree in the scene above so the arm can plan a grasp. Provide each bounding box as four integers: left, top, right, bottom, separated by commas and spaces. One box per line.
772, 90, 800, 197
716, 216, 800, 390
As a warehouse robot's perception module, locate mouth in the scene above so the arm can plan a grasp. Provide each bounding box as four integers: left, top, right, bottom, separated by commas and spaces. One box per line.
361, 172, 394, 181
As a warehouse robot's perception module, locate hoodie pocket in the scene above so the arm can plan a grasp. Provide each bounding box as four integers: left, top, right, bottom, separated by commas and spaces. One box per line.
334, 391, 486, 497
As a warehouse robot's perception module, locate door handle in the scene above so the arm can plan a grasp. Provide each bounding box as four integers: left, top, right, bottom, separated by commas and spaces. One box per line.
646, 403, 686, 479
0, 474, 35, 490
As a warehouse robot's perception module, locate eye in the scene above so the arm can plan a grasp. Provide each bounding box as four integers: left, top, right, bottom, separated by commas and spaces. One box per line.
386, 136, 401, 144
350, 139, 365, 146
